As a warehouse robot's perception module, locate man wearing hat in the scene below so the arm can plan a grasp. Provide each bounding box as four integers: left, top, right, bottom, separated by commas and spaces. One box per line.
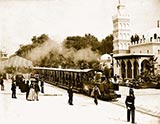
125, 88, 135, 123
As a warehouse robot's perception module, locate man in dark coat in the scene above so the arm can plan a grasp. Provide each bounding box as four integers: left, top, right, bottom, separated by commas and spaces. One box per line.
92, 85, 101, 105
25, 80, 30, 100
67, 86, 73, 105
11, 82, 17, 98
0, 76, 4, 91
34, 82, 40, 101
125, 88, 135, 123
40, 80, 44, 93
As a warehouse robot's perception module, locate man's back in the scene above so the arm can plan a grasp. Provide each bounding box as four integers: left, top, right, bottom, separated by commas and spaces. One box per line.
125, 95, 135, 109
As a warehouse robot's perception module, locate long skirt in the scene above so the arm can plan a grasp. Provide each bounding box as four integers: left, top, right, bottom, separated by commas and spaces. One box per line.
27, 88, 35, 101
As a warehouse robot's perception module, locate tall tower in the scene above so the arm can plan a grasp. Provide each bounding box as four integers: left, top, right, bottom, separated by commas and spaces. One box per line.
112, 0, 130, 54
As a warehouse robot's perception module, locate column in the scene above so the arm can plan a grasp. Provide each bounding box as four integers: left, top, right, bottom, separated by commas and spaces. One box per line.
124, 60, 128, 78
130, 59, 134, 79
138, 59, 143, 76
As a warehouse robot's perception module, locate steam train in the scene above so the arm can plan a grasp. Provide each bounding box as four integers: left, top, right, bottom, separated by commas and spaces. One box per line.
33, 67, 120, 101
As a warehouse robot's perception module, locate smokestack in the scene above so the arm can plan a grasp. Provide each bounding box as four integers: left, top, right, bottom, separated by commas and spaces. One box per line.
158, 20, 160, 28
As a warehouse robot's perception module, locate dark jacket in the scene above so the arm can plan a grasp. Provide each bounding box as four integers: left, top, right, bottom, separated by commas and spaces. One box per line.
67, 87, 73, 97
11, 82, 16, 91
125, 95, 135, 110
35, 83, 40, 93
0, 77, 4, 85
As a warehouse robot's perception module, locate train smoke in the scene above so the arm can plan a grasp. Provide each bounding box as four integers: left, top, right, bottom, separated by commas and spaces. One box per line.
27, 38, 61, 62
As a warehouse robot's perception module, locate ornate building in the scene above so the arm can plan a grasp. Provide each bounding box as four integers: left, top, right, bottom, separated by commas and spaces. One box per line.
112, 0, 160, 79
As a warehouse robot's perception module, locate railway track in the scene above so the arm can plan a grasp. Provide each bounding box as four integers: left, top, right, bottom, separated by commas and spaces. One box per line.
111, 100, 160, 118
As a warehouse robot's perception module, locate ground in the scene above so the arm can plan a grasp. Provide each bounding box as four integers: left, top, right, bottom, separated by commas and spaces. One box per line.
0, 79, 160, 124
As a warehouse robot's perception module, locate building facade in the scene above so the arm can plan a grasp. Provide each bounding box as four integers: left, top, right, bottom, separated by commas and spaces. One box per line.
112, 0, 160, 79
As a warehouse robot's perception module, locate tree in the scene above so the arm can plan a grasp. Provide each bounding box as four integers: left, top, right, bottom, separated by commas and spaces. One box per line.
63, 34, 100, 53
84, 34, 100, 52
139, 57, 158, 83
99, 35, 113, 55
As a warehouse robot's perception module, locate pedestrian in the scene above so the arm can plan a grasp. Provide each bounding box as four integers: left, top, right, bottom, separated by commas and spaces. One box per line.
25, 80, 30, 100
34, 82, 40, 101
11, 81, 17, 98
67, 86, 73, 105
125, 88, 135, 123
0, 75, 4, 91
91, 85, 101, 105
40, 80, 44, 93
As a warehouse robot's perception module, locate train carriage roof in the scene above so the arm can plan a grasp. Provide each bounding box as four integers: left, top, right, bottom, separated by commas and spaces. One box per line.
33, 67, 93, 73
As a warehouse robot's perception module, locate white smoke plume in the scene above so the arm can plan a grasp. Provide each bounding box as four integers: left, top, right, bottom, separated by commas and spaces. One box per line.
27, 38, 61, 62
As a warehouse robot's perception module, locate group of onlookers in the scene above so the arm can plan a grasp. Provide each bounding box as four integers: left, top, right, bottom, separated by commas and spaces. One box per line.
10, 74, 44, 101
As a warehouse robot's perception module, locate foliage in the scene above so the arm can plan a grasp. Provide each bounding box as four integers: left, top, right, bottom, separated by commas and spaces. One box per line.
138, 57, 158, 83
15, 33, 114, 70
99, 34, 113, 55
63, 33, 100, 52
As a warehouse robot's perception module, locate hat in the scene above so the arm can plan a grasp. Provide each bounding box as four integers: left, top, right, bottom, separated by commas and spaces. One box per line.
129, 88, 134, 94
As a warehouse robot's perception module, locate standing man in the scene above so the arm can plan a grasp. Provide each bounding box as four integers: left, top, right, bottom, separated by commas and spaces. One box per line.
67, 86, 73, 105
91, 85, 101, 105
0, 75, 4, 91
125, 88, 135, 123
11, 81, 17, 98
34, 82, 40, 101
25, 80, 30, 100
40, 80, 44, 93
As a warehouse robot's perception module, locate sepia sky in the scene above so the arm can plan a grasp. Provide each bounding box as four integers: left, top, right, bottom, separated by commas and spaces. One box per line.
0, 0, 160, 55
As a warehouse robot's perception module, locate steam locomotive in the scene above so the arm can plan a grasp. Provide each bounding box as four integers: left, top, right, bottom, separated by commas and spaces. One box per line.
33, 67, 120, 101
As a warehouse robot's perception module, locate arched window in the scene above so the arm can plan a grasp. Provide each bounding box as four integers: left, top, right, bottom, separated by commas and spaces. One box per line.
123, 23, 126, 29
124, 33, 126, 39
127, 23, 129, 28
120, 33, 123, 39
120, 23, 122, 29
119, 43, 122, 49
127, 33, 130, 39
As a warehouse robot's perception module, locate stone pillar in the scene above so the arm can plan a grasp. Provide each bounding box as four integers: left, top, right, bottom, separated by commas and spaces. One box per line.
138, 59, 143, 76
117, 60, 122, 79
124, 60, 128, 78
138, 62, 142, 76
131, 66, 134, 79
130, 59, 134, 79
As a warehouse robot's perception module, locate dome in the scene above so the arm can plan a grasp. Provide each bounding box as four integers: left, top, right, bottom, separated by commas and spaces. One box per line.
100, 54, 112, 61
144, 27, 160, 40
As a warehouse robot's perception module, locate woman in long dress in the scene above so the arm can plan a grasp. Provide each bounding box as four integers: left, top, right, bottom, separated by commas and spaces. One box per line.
27, 83, 35, 101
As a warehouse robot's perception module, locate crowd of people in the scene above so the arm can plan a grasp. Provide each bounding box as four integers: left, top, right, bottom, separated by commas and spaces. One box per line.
0, 73, 44, 101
